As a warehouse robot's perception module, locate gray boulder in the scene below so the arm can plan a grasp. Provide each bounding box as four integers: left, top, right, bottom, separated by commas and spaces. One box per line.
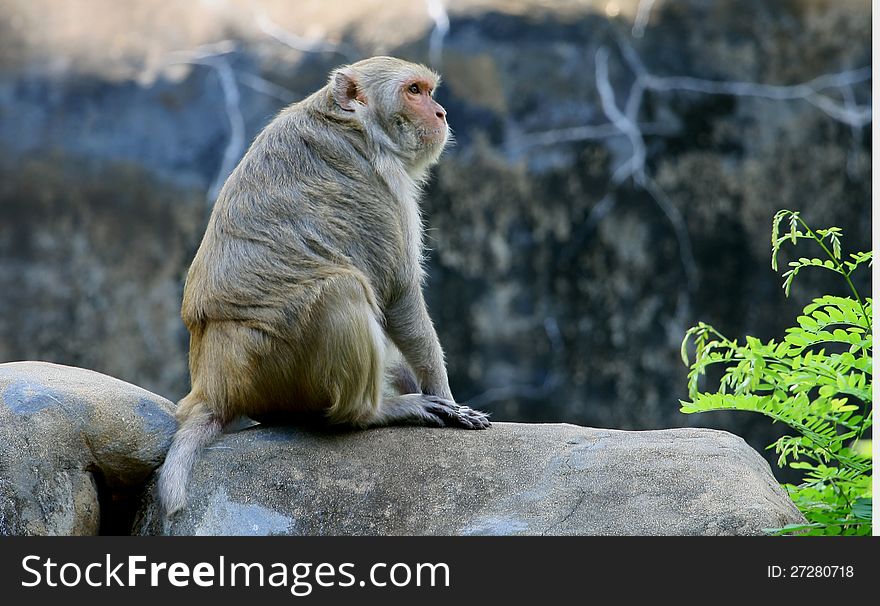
0, 361, 176, 535
136, 423, 804, 536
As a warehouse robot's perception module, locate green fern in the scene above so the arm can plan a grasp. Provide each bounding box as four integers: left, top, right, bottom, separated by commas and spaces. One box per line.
681, 210, 872, 536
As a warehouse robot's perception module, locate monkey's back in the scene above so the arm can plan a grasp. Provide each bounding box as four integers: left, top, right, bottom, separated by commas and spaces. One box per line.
182, 94, 410, 337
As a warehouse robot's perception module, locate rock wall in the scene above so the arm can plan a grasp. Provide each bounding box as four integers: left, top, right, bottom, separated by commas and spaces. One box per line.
0, 1, 871, 471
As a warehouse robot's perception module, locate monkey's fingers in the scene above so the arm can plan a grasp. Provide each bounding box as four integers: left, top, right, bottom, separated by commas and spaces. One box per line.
419, 411, 446, 427
451, 404, 491, 429
422, 396, 491, 430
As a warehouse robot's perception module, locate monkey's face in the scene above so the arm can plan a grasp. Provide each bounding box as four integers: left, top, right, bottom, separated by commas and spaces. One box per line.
387, 75, 450, 172
399, 78, 448, 150
330, 57, 450, 173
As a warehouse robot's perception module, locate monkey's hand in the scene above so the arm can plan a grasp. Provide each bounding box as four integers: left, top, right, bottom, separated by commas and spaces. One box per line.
422, 395, 491, 430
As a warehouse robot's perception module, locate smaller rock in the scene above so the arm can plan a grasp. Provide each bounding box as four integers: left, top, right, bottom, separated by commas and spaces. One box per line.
0, 361, 176, 535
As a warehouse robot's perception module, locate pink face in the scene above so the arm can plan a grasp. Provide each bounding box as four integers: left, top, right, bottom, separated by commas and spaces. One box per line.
402, 79, 448, 146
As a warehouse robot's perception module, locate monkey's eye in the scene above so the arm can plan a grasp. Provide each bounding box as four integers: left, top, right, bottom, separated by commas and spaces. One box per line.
408, 83, 420, 95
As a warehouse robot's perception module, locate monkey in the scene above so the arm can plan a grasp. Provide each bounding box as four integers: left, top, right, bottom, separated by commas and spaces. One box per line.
158, 56, 490, 516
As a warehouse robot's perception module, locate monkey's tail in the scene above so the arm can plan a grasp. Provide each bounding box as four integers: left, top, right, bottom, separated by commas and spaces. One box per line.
158, 400, 223, 517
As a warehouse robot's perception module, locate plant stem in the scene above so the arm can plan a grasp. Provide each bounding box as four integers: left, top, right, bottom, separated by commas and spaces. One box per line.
796, 216, 870, 326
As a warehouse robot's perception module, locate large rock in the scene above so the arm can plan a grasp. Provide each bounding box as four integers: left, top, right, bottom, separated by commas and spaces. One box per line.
135, 423, 805, 536
0, 361, 176, 535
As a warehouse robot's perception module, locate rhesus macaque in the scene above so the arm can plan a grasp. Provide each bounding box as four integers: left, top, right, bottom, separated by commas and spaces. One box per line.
159, 56, 490, 515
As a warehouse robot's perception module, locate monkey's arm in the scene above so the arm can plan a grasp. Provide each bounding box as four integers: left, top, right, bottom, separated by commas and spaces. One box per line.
384, 283, 453, 401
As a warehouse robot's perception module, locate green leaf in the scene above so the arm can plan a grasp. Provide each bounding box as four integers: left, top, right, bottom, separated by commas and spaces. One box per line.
852, 498, 872, 521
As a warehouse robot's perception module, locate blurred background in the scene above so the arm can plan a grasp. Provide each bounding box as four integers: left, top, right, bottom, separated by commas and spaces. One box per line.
0, 0, 871, 477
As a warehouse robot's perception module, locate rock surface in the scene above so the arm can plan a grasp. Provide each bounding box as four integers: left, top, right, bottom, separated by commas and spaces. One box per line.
135, 423, 805, 536
0, 361, 176, 535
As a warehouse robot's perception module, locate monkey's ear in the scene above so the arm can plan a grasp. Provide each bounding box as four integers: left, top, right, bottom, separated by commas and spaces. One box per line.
331, 68, 365, 112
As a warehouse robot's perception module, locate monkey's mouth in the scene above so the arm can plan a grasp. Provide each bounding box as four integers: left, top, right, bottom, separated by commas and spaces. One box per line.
418, 127, 449, 146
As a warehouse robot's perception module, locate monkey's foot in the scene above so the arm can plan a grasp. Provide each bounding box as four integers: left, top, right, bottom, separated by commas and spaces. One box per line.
422, 396, 491, 430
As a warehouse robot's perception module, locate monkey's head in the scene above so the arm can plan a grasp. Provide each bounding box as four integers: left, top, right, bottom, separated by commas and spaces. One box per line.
329, 56, 450, 175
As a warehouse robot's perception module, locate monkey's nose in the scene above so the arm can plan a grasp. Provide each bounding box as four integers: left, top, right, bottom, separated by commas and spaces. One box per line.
435, 104, 447, 121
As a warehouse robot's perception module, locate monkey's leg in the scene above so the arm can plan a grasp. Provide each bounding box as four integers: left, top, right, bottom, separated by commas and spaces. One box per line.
379, 345, 489, 429
289, 273, 489, 430
369, 392, 491, 429
294, 273, 386, 427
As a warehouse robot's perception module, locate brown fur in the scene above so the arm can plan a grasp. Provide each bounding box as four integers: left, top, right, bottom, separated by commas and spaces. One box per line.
159, 56, 490, 516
